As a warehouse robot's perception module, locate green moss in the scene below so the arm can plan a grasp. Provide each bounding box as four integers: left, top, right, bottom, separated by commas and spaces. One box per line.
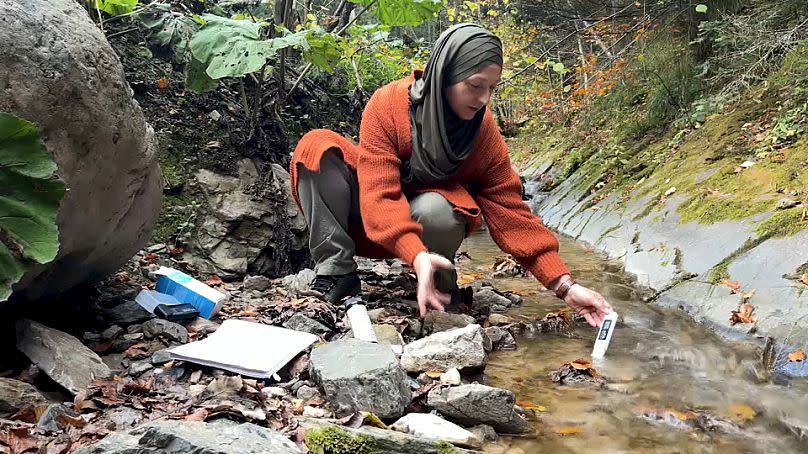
708, 261, 731, 284
305, 427, 378, 454
755, 207, 808, 238
435, 441, 462, 454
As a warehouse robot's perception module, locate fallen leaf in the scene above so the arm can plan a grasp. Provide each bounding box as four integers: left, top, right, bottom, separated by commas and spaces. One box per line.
740, 289, 756, 303
288, 353, 310, 379
44, 441, 72, 454
168, 245, 185, 255
555, 426, 583, 436
139, 252, 159, 265
237, 309, 259, 317
360, 411, 388, 429
516, 400, 547, 412
729, 302, 755, 325
0, 428, 39, 454
457, 272, 484, 286
335, 412, 364, 429
720, 280, 741, 294
424, 370, 443, 379
727, 404, 756, 423
801, 273, 808, 286
9, 405, 48, 424
124, 343, 150, 359
205, 275, 223, 286
788, 349, 805, 362
570, 358, 592, 370
156, 78, 169, 89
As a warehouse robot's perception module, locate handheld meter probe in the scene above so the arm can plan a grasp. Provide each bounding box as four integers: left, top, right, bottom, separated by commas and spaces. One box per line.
591, 311, 618, 359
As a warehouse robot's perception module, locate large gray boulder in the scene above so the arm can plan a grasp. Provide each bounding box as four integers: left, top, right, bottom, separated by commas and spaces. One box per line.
74, 419, 301, 453
427, 384, 530, 434
309, 339, 411, 419
0, 0, 161, 299
183, 160, 307, 279
400, 324, 487, 373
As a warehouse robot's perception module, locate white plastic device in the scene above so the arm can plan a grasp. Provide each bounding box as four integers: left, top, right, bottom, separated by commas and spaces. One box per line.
345, 297, 378, 343
591, 311, 618, 359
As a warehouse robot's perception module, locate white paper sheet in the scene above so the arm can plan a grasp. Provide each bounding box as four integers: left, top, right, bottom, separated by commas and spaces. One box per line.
168, 319, 319, 379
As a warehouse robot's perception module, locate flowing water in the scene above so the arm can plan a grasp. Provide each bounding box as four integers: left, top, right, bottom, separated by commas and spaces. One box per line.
456, 231, 808, 454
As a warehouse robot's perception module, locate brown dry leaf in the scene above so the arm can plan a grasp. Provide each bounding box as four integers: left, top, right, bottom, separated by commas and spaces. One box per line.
457, 272, 484, 286
727, 404, 756, 423
555, 426, 583, 436
124, 343, 150, 359
113, 272, 130, 285
156, 78, 169, 89
9, 405, 48, 424
205, 275, 223, 286
801, 273, 808, 286
788, 349, 806, 362
44, 441, 72, 454
666, 408, 698, 422
237, 309, 259, 317
361, 412, 388, 429
516, 400, 547, 412
288, 354, 310, 379
139, 252, 159, 265
0, 428, 39, 454
185, 408, 209, 422
570, 358, 592, 370
168, 246, 185, 255
335, 412, 364, 429
424, 370, 443, 379
740, 289, 756, 303
729, 302, 755, 325
55, 413, 87, 429
720, 280, 741, 294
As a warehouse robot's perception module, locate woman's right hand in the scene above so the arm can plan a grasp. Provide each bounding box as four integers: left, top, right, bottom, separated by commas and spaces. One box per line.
413, 251, 454, 317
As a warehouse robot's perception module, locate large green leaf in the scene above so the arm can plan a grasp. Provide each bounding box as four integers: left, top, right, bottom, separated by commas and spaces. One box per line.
351, 0, 443, 27
93, 0, 138, 16
190, 15, 312, 80
136, 4, 198, 62
304, 31, 345, 73
0, 113, 66, 302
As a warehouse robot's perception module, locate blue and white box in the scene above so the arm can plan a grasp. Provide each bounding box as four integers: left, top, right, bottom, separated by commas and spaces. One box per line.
153, 267, 228, 319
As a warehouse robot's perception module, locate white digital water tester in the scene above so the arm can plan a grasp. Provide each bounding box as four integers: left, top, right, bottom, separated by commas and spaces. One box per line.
591, 311, 618, 359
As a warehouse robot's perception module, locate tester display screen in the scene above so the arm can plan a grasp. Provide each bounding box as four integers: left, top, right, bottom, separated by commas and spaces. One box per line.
598, 320, 612, 340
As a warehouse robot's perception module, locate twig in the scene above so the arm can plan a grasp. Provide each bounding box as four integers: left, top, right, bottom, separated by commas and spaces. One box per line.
105, 27, 138, 39
95, 0, 105, 33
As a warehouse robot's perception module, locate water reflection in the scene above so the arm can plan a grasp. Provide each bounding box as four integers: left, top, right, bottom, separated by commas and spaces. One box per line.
457, 231, 808, 453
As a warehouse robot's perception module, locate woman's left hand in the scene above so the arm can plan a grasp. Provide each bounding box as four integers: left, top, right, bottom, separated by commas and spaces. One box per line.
564, 284, 613, 327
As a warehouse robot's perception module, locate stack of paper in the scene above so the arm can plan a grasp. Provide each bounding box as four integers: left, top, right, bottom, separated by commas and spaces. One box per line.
168, 319, 319, 379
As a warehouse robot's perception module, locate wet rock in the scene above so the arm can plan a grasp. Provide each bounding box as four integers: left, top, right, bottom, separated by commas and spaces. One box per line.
127, 360, 153, 377
84, 332, 102, 343
243, 275, 271, 291
309, 339, 411, 418
283, 314, 333, 337
107, 407, 143, 430
37, 403, 79, 432
103, 301, 154, 325
16, 319, 111, 395
0, 378, 48, 413
473, 288, 513, 313
487, 314, 511, 326
282, 268, 317, 295
110, 337, 141, 354
469, 424, 498, 442
186, 317, 220, 336
150, 350, 172, 365
102, 325, 124, 340
142, 319, 188, 344
299, 417, 476, 454
400, 325, 487, 373
427, 384, 530, 434
373, 324, 405, 350
0, 0, 161, 301
484, 326, 517, 351
126, 324, 143, 334
74, 419, 301, 453
423, 312, 475, 335
776, 198, 800, 210
390, 413, 482, 449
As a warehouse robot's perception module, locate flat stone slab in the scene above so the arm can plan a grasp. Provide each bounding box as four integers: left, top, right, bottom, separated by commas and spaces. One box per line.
16, 319, 111, 395
400, 324, 487, 373
74, 420, 301, 453
309, 338, 411, 418
427, 384, 530, 434
390, 413, 481, 448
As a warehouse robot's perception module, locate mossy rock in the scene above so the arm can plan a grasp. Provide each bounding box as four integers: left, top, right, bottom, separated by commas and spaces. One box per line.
306, 427, 379, 454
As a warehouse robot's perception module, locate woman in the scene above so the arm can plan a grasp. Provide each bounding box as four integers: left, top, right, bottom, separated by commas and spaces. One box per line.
291, 23, 612, 327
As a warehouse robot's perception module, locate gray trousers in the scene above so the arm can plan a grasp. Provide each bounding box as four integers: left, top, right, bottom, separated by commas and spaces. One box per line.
297, 150, 467, 276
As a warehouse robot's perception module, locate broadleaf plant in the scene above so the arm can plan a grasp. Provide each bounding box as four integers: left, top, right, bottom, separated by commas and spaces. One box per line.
92, 0, 139, 16
350, 0, 444, 27
0, 113, 66, 302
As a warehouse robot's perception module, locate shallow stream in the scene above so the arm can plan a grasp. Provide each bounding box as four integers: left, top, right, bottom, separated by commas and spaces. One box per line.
457, 231, 808, 453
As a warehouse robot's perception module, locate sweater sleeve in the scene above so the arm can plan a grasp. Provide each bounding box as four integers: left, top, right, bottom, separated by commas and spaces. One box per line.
356, 91, 428, 265
473, 112, 570, 287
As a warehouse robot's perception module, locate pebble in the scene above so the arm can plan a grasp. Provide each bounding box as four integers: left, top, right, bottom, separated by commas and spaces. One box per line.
302, 406, 330, 418
296, 385, 319, 400
440, 368, 461, 385
488, 314, 511, 326
150, 350, 172, 365
127, 360, 154, 376
101, 325, 124, 340
262, 387, 288, 398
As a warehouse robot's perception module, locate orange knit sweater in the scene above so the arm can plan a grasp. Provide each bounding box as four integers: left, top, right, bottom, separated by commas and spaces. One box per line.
291, 71, 569, 287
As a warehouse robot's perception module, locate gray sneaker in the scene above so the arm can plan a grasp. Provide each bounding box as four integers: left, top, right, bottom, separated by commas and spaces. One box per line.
301, 273, 361, 303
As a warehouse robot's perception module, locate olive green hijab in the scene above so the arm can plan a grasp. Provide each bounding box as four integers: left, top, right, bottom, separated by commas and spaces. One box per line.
405, 23, 503, 185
